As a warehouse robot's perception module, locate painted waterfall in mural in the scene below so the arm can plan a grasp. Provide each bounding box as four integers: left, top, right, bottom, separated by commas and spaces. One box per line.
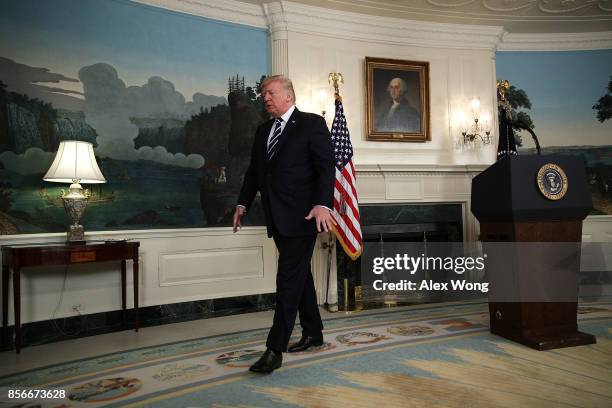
496, 50, 612, 215
0, 0, 269, 234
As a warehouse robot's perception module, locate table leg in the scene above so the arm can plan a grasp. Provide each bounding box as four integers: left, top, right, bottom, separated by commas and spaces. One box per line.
2, 265, 8, 347
133, 256, 139, 332
121, 260, 126, 326
13, 267, 20, 354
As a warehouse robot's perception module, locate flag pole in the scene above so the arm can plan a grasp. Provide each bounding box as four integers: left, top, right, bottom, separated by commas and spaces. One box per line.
328, 72, 362, 312
322, 233, 335, 312
328, 72, 352, 313
322, 72, 344, 313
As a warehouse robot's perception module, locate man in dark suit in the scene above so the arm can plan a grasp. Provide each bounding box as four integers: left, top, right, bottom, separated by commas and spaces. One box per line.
232, 75, 335, 373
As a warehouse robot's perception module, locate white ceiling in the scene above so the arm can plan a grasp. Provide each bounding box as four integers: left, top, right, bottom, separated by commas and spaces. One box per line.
247, 0, 612, 33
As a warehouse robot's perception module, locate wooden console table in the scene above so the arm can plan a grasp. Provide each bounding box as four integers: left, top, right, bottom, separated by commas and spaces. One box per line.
1, 241, 140, 353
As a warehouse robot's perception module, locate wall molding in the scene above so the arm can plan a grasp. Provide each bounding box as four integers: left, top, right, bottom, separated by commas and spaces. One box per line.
352, 144, 497, 167
131, 0, 267, 29
356, 163, 488, 174
0, 226, 269, 245
499, 31, 612, 51
277, 1, 505, 50
131, 0, 611, 52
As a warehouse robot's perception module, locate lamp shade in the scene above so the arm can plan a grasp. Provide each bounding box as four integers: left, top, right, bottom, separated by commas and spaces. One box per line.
44, 141, 106, 184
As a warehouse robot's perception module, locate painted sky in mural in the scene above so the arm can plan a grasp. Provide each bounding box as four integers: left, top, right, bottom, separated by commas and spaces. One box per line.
496, 50, 612, 215
496, 50, 612, 149
0, 0, 269, 233
0, 0, 267, 97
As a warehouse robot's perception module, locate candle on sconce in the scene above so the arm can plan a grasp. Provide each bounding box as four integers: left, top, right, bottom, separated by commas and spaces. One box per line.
480, 112, 492, 132
455, 110, 469, 133
469, 97, 481, 120
317, 88, 329, 118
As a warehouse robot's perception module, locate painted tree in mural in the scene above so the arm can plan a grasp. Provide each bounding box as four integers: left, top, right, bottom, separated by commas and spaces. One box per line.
503, 85, 535, 147
593, 77, 612, 123
0, 80, 66, 154
0, 81, 9, 152
185, 74, 268, 227
0, 82, 12, 212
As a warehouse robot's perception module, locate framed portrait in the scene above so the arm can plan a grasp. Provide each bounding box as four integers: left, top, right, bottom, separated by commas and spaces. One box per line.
365, 57, 430, 142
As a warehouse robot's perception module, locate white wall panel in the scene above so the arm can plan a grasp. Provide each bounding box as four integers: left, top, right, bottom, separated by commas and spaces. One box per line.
1, 228, 276, 324
159, 247, 263, 286
386, 179, 424, 200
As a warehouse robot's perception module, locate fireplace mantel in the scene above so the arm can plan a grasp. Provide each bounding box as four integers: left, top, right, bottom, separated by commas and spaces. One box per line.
356, 164, 489, 173
353, 163, 489, 243
318, 164, 492, 309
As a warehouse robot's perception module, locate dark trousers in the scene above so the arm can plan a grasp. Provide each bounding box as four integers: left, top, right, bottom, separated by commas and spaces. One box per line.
266, 233, 323, 353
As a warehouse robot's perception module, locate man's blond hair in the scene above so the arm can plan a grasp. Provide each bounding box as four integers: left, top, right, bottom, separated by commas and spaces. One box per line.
262, 75, 296, 103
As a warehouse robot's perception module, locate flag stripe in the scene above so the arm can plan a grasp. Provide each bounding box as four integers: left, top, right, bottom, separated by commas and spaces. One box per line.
333, 171, 361, 233
333, 223, 360, 258
331, 196, 360, 240
334, 180, 360, 227
345, 162, 359, 198
335, 175, 360, 221
339, 169, 358, 214
331, 212, 360, 255
332, 210, 360, 249
332, 215, 358, 247
333, 188, 360, 233
330, 98, 362, 260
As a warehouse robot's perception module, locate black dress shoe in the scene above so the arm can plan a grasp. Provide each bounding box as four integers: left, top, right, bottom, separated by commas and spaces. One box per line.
287, 335, 324, 352
249, 349, 282, 373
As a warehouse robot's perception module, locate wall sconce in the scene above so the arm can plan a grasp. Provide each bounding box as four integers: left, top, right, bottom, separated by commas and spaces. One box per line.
43, 141, 106, 243
317, 88, 329, 119
456, 97, 492, 150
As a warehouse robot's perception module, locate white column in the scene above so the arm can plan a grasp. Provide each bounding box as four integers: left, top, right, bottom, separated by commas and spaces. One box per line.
263, 2, 289, 76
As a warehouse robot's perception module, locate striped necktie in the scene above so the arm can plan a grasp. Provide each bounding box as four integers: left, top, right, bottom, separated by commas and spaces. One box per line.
267, 118, 283, 159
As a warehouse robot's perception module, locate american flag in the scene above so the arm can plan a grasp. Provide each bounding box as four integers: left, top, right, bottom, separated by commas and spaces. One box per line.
330, 98, 362, 260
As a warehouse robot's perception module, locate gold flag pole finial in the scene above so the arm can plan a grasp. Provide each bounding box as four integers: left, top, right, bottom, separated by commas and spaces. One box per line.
496, 79, 510, 100
328, 72, 344, 102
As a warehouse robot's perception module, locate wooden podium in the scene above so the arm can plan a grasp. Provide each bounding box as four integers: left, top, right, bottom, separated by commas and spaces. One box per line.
471, 155, 595, 350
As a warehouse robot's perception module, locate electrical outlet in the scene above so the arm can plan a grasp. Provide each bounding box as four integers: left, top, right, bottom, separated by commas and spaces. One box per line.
72, 304, 82, 312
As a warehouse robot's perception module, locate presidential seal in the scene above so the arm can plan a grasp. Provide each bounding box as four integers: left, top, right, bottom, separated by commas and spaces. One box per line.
536, 163, 567, 200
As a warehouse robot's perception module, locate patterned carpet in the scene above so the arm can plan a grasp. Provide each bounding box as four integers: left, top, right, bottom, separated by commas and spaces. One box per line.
1, 300, 611, 408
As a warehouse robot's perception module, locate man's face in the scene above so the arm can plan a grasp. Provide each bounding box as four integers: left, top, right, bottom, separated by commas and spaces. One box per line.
262, 81, 292, 117
388, 80, 402, 102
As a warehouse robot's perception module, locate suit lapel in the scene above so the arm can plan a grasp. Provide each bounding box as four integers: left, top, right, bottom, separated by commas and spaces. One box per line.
268, 108, 299, 164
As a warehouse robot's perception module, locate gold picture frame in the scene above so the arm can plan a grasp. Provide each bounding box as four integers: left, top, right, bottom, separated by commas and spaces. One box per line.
365, 57, 430, 142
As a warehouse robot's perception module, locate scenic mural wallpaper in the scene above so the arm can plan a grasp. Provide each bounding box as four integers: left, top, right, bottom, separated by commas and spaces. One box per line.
0, 0, 270, 234
496, 50, 612, 215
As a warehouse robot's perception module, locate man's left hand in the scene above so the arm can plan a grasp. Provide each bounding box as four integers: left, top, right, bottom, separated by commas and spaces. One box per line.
305, 205, 337, 233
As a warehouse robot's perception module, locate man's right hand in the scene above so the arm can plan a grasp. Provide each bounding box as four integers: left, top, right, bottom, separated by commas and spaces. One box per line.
232, 206, 246, 233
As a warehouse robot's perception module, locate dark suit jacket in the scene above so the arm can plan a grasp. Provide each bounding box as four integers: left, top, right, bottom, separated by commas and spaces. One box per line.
237, 108, 334, 237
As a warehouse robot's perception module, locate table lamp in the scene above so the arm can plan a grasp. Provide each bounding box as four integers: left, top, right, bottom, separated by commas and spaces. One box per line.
43, 141, 106, 243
